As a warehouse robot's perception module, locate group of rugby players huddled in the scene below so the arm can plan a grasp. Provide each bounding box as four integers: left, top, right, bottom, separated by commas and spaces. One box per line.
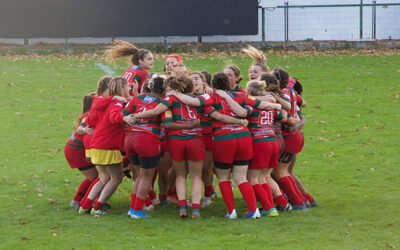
64, 40, 317, 219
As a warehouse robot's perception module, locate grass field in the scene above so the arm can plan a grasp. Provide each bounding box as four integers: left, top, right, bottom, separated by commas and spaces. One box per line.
0, 50, 399, 249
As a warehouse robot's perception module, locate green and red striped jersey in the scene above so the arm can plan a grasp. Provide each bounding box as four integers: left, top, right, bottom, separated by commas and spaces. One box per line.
246, 106, 283, 142
123, 93, 162, 137
122, 65, 151, 95
282, 87, 302, 137
66, 112, 89, 149
193, 93, 212, 134
161, 95, 202, 140
198, 91, 261, 141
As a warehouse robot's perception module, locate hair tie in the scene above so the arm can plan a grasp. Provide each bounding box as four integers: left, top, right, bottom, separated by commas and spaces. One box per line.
258, 80, 267, 88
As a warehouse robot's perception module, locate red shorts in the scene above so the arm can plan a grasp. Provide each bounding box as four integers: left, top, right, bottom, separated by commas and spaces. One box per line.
160, 139, 169, 157
168, 137, 205, 162
213, 136, 253, 164
64, 144, 92, 169
203, 133, 213, 151
249, 140, 279, 169
124, 131, 161, 158
276, 133, 284, 156
283, 132, 304, 154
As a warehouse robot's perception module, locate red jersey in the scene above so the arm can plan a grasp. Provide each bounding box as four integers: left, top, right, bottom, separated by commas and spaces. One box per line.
66, 112, 89, 149
122, 65, 151, 95
161, 95, 202, 140
246, 106, 283, 142
86, 96, 112, 128
84, 95, 113, 149
89, 100, 126, 150
197, 91, 261, 141
282, 87, 302, 137
272, 91, 291, 135
193, 93, 212, 134
231, 85, 245, 93
123, 93, 162, 137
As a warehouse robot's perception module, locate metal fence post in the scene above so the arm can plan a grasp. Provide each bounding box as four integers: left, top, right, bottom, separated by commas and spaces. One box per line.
284, 1, 289, 42
163, 36, 168, 52
372, 0, 377, 39
261, 7, 265, 43
360, 0, 363, 39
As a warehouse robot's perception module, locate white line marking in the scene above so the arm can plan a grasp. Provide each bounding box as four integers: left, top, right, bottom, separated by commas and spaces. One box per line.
95, 62, 115, 75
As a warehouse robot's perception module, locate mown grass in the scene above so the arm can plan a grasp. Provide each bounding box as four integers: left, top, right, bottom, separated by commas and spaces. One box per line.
0, 51, 399, 249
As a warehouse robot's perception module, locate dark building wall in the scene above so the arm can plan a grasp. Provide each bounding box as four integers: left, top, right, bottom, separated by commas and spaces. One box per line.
0, 0, 258, 38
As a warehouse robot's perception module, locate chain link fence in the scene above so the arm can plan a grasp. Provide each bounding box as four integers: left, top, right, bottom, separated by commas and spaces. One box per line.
260, 0, 400, 42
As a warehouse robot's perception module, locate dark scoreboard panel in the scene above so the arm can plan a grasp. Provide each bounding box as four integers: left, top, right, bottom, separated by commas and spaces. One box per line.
0, 0, 258, 38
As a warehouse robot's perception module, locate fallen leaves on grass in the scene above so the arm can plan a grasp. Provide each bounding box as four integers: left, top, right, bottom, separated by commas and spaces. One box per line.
19, 220, 31, 225
8, 82, 14, 86
50, 226, 58, 229
386, 243, 396, 248
45, 169, 56, 174
47, 197, 57, 204
376, 126, 385, 130
84, 234, 93, 238
21, 237, 31, 241
35, 188, 42, 193
52, 233, 57, 237
48, 148, 61, 153
12, 210, 16, 215
319, 137, 329, 141
337, 134, 347, 137
315, 120, 328, 124
26, 205, 32, 209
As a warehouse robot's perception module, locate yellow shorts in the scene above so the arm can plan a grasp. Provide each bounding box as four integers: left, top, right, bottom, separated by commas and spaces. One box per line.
85, 149, 92, 158
89, 148, 123, 166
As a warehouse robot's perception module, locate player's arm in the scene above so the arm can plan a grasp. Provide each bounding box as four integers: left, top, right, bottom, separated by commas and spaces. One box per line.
167, 91, 202, 107
210, 111, 248, 126
215, 90, 247, 117
134, 103, 168, 119
270, 93, 291, 111
163, 120, 200, 130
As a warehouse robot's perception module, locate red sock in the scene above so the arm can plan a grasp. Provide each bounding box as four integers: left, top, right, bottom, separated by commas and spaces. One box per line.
93, 200, 103, 210
275, 195, 288, 207
130, 193, 136, 209
178, 200, 187, 207
81, 198, 93, 210
218, 181, 235, 213
79, 178, 100, 207
289, 176, 306, 202
192, 203, 200, 209
159, 194, 167, 200
145, 196, 152, 207
134, 197, 145, 212
261, 183, 274, 209
305, 193, 314, 202
238, 182, 257, 212
204, 185, 214, 197
253, 184, 273, 210
149, 190, 156, 201
73, 178, 93, 202
278, 176, 303, 205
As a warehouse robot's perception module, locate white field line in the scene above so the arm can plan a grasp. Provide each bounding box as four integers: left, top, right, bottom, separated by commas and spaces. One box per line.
95, 61, 115, 76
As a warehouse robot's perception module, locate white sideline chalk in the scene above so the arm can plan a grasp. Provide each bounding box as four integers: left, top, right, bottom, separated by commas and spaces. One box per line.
96, 62, 115, 76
